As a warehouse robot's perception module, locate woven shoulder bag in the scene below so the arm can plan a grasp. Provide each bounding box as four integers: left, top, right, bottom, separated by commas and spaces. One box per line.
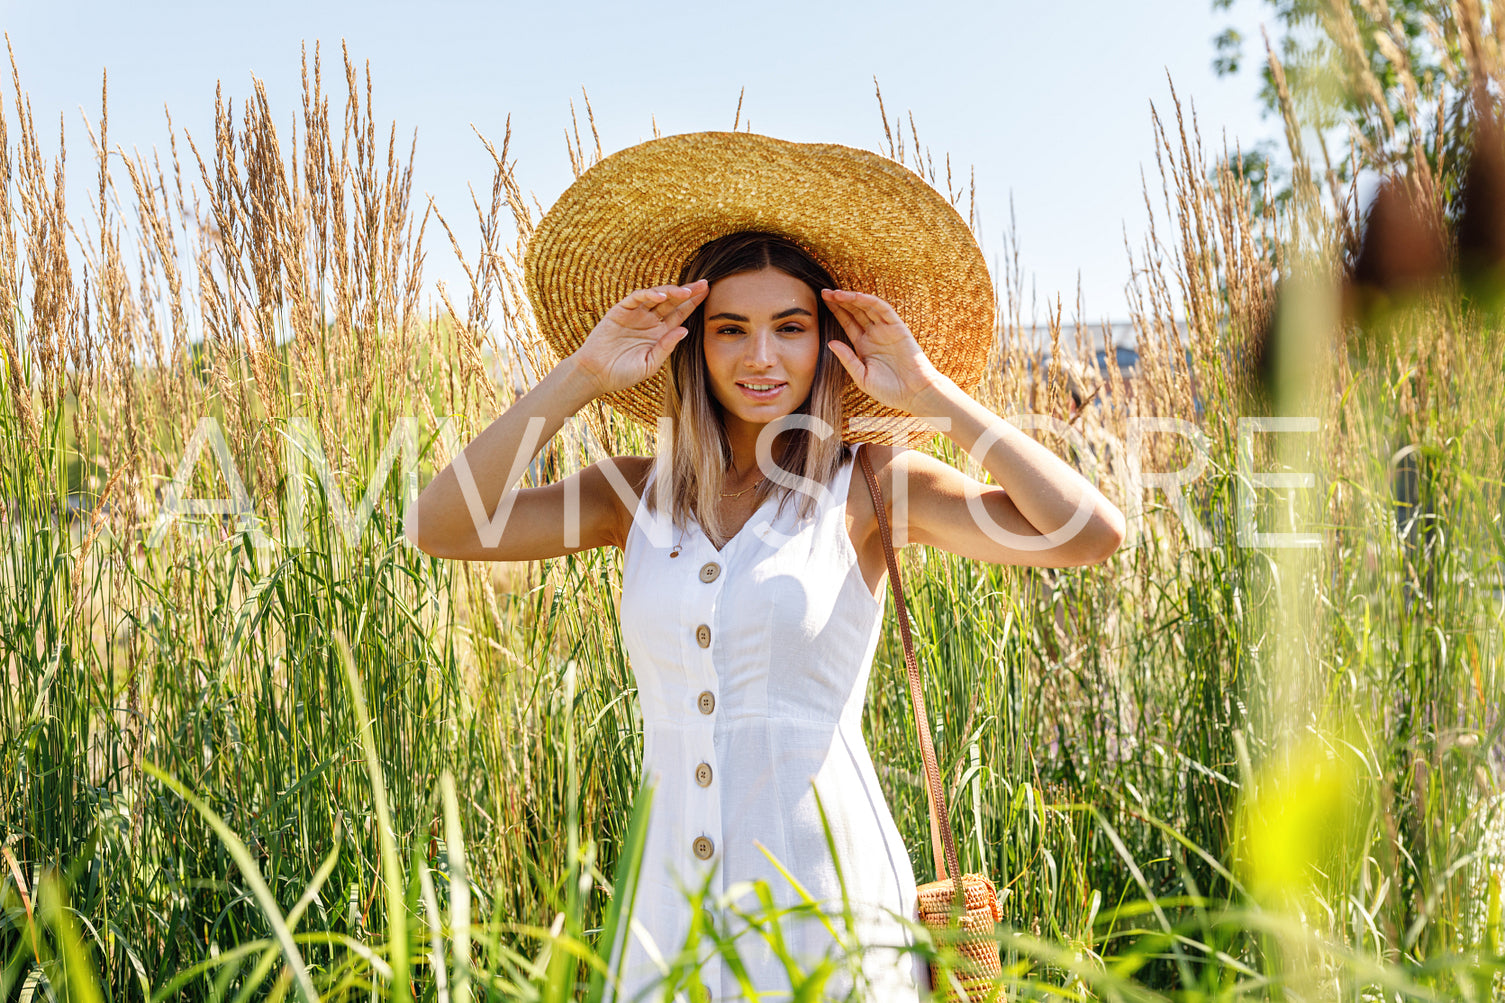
857, 444, 1005, 1002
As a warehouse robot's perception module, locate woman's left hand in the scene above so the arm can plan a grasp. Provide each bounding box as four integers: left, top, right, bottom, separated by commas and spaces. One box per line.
821, 289, 946, 414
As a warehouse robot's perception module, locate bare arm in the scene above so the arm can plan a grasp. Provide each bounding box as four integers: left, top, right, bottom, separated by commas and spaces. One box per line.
868, 397, 1125, 568
824, 288, 1124, 568
404, 356, 624, 561
405, 281, 708, 562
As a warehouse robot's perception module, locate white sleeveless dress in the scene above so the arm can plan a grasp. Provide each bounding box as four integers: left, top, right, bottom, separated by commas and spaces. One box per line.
611, 443, 925, 1002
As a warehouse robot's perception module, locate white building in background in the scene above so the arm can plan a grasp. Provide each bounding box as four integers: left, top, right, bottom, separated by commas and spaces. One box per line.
1017, 320, 1141, 356
1015, 322, 1142, 404
1009, 319, 1205, 421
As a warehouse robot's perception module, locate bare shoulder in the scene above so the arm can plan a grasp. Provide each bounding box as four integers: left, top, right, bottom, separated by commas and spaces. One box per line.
580, 454, 656, 550
844, 442, 932, 518
843, 443, 913, 594
582, 453, 655, 493
844, 443, 972, 552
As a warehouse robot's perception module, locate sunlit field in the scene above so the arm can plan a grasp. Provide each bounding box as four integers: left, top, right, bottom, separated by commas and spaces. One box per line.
2, 19, 1503, 1003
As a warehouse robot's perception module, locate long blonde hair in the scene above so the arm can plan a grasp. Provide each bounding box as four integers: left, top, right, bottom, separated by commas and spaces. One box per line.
648, 232, 851, 546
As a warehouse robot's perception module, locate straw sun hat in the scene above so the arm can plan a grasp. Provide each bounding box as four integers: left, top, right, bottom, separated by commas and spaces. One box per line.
523, 131, 996, 445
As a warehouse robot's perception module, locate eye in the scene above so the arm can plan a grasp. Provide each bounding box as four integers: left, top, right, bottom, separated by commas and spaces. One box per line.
714, 324, 744, 336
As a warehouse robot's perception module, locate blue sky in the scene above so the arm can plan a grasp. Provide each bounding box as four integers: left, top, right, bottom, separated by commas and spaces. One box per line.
3, 0, 1276, 326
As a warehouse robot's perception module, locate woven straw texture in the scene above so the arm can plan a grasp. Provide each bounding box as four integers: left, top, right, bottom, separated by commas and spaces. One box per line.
916, 872, 1005, 1002
523, 131, 996, 445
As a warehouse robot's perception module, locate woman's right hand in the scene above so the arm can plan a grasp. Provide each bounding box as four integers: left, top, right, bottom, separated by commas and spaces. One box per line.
571, 280, 709, 397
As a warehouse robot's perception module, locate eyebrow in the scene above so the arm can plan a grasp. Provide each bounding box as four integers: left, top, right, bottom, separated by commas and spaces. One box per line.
706, 307, 814, 322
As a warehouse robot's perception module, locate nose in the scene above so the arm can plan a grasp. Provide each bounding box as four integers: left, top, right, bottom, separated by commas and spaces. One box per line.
744, 328, 776, 369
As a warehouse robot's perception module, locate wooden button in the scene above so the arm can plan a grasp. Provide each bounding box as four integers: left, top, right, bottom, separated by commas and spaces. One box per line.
692, 836, 715, 860
695, 624, 711, 648
695, 762, 713, 787
698, 561, 721, 583
697, 691, 715, 714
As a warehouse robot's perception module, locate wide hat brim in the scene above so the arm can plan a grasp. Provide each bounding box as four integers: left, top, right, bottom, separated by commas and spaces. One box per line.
524, 131, 996, 445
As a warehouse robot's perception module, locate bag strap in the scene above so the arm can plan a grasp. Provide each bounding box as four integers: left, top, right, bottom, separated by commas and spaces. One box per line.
857, 443, 962, 884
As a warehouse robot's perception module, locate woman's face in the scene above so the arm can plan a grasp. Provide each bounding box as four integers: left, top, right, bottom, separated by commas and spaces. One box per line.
700, 268, 821, 432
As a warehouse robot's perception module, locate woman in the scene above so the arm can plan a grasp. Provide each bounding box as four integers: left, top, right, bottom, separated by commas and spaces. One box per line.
406, 132, 1125, 1001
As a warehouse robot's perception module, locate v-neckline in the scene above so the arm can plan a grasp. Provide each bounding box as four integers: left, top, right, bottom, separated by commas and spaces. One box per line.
693, 489, 781, 554
680, 447, 857, 555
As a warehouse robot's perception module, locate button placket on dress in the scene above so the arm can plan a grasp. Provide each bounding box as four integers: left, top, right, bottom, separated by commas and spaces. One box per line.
684, 536, 726, 998
686, 539, 725, 862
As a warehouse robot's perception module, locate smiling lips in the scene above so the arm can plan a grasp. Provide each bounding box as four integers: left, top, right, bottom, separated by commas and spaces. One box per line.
735, 379, 787, 402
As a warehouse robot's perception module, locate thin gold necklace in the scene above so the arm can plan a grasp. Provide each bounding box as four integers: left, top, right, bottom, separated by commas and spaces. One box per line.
719, 474, 765, 499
